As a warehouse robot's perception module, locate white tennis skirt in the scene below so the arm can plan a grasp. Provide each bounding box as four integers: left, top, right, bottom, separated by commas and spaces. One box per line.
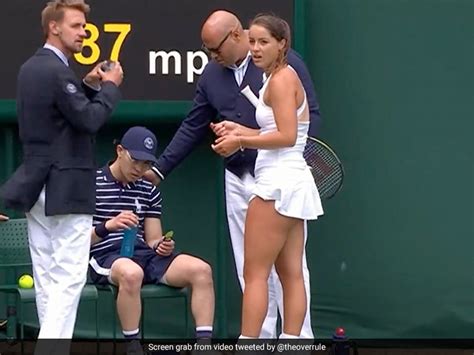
251, 165, 324, 220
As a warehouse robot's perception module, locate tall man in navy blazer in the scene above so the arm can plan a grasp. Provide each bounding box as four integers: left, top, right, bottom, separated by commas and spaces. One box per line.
0, 0, 123, 340
150, 10, 321, 338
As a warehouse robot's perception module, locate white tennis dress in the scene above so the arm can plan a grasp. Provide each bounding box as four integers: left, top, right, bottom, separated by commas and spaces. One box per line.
252, 71, 324, 220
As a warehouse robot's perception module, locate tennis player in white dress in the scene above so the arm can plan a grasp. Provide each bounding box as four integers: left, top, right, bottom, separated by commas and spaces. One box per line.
252, 71, 323, 220
211, 14, 323, 339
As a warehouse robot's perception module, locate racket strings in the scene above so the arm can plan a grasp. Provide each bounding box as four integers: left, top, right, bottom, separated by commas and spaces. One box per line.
304, 141, 343, 199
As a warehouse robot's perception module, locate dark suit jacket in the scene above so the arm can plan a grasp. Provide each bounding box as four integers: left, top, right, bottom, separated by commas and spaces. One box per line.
0, 48, 121, 215
153, 49, 321, 179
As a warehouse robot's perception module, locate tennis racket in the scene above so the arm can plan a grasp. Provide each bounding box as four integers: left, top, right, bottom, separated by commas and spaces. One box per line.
240, 85, 344, 199
304, 137, 344, 199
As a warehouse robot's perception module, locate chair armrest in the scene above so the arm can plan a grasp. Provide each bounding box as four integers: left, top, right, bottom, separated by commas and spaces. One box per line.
0, 263, 32, 268
0, 284, 19, 293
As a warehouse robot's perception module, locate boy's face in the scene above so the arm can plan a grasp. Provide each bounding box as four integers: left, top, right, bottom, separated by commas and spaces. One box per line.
116, 145, 153, 182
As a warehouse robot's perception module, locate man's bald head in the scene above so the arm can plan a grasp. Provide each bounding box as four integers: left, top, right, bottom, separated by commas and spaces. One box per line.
201, 10, 242, 43
201, 10, 249, 66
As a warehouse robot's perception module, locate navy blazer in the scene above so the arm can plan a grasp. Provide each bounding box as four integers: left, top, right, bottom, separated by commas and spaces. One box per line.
0, 48, 121, 215
153, 49, 321, 179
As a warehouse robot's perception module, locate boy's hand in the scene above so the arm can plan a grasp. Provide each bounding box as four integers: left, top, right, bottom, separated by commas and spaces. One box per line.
155, 237, 175, 256
105, 211, 138, 232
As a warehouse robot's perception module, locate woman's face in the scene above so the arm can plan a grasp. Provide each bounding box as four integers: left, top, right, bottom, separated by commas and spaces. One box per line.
248, 24, 285, 72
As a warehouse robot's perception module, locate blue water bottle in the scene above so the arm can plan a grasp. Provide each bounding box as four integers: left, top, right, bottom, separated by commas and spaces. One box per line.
330, 327, 351, 355
120, 200, 140, 258
120, 225, 137, 258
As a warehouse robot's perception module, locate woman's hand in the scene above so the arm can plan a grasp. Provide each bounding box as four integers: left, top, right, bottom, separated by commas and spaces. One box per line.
210, 121, 240, 137
211, 135, 241, 157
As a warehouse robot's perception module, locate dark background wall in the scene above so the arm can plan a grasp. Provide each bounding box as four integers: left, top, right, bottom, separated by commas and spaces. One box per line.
300, 0, 474, 338
1, 0, 473, 339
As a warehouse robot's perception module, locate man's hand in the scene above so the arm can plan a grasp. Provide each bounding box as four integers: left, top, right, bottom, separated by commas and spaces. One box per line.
105, 211, 138, 232
142, 169, 162, 186
0, 214, 9, 222
83, 61, 105, 89
155, 237, 175, 256
99, 61, 124, 87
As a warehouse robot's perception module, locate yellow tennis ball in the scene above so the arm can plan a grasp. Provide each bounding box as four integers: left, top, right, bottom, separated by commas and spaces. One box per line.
18, 274, 34, 289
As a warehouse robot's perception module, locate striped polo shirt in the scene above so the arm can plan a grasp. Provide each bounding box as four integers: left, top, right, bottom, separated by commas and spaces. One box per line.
90, 164, 162, 257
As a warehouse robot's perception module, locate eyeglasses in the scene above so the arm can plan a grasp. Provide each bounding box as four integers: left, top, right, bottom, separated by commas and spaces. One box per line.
125, 150, 153, 170
201, 29, 234, 55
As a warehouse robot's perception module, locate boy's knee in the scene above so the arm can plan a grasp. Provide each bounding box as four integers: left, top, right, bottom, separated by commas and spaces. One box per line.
189, 260, 213, 283
117, 267, 144, 290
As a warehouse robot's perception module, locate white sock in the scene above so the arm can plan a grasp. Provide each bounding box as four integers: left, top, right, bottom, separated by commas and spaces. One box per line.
122, 328, 140, 339
238, 335, 257, 339
279, 332, 299, 339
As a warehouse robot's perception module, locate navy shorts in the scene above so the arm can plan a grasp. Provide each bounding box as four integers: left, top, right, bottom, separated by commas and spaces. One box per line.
89, 242, 179, 285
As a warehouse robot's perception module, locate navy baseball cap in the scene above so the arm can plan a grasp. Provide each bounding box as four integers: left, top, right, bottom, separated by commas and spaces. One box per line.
120, 126, 158, 163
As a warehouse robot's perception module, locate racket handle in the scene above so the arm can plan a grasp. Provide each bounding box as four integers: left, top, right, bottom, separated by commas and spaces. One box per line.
241, 85, 259, 108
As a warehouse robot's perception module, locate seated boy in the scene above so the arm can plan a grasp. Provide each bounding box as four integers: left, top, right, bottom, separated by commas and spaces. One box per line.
89, 127, 214, 352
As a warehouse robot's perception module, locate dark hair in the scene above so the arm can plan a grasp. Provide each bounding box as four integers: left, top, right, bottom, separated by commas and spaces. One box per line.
250, 13, 291, 70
